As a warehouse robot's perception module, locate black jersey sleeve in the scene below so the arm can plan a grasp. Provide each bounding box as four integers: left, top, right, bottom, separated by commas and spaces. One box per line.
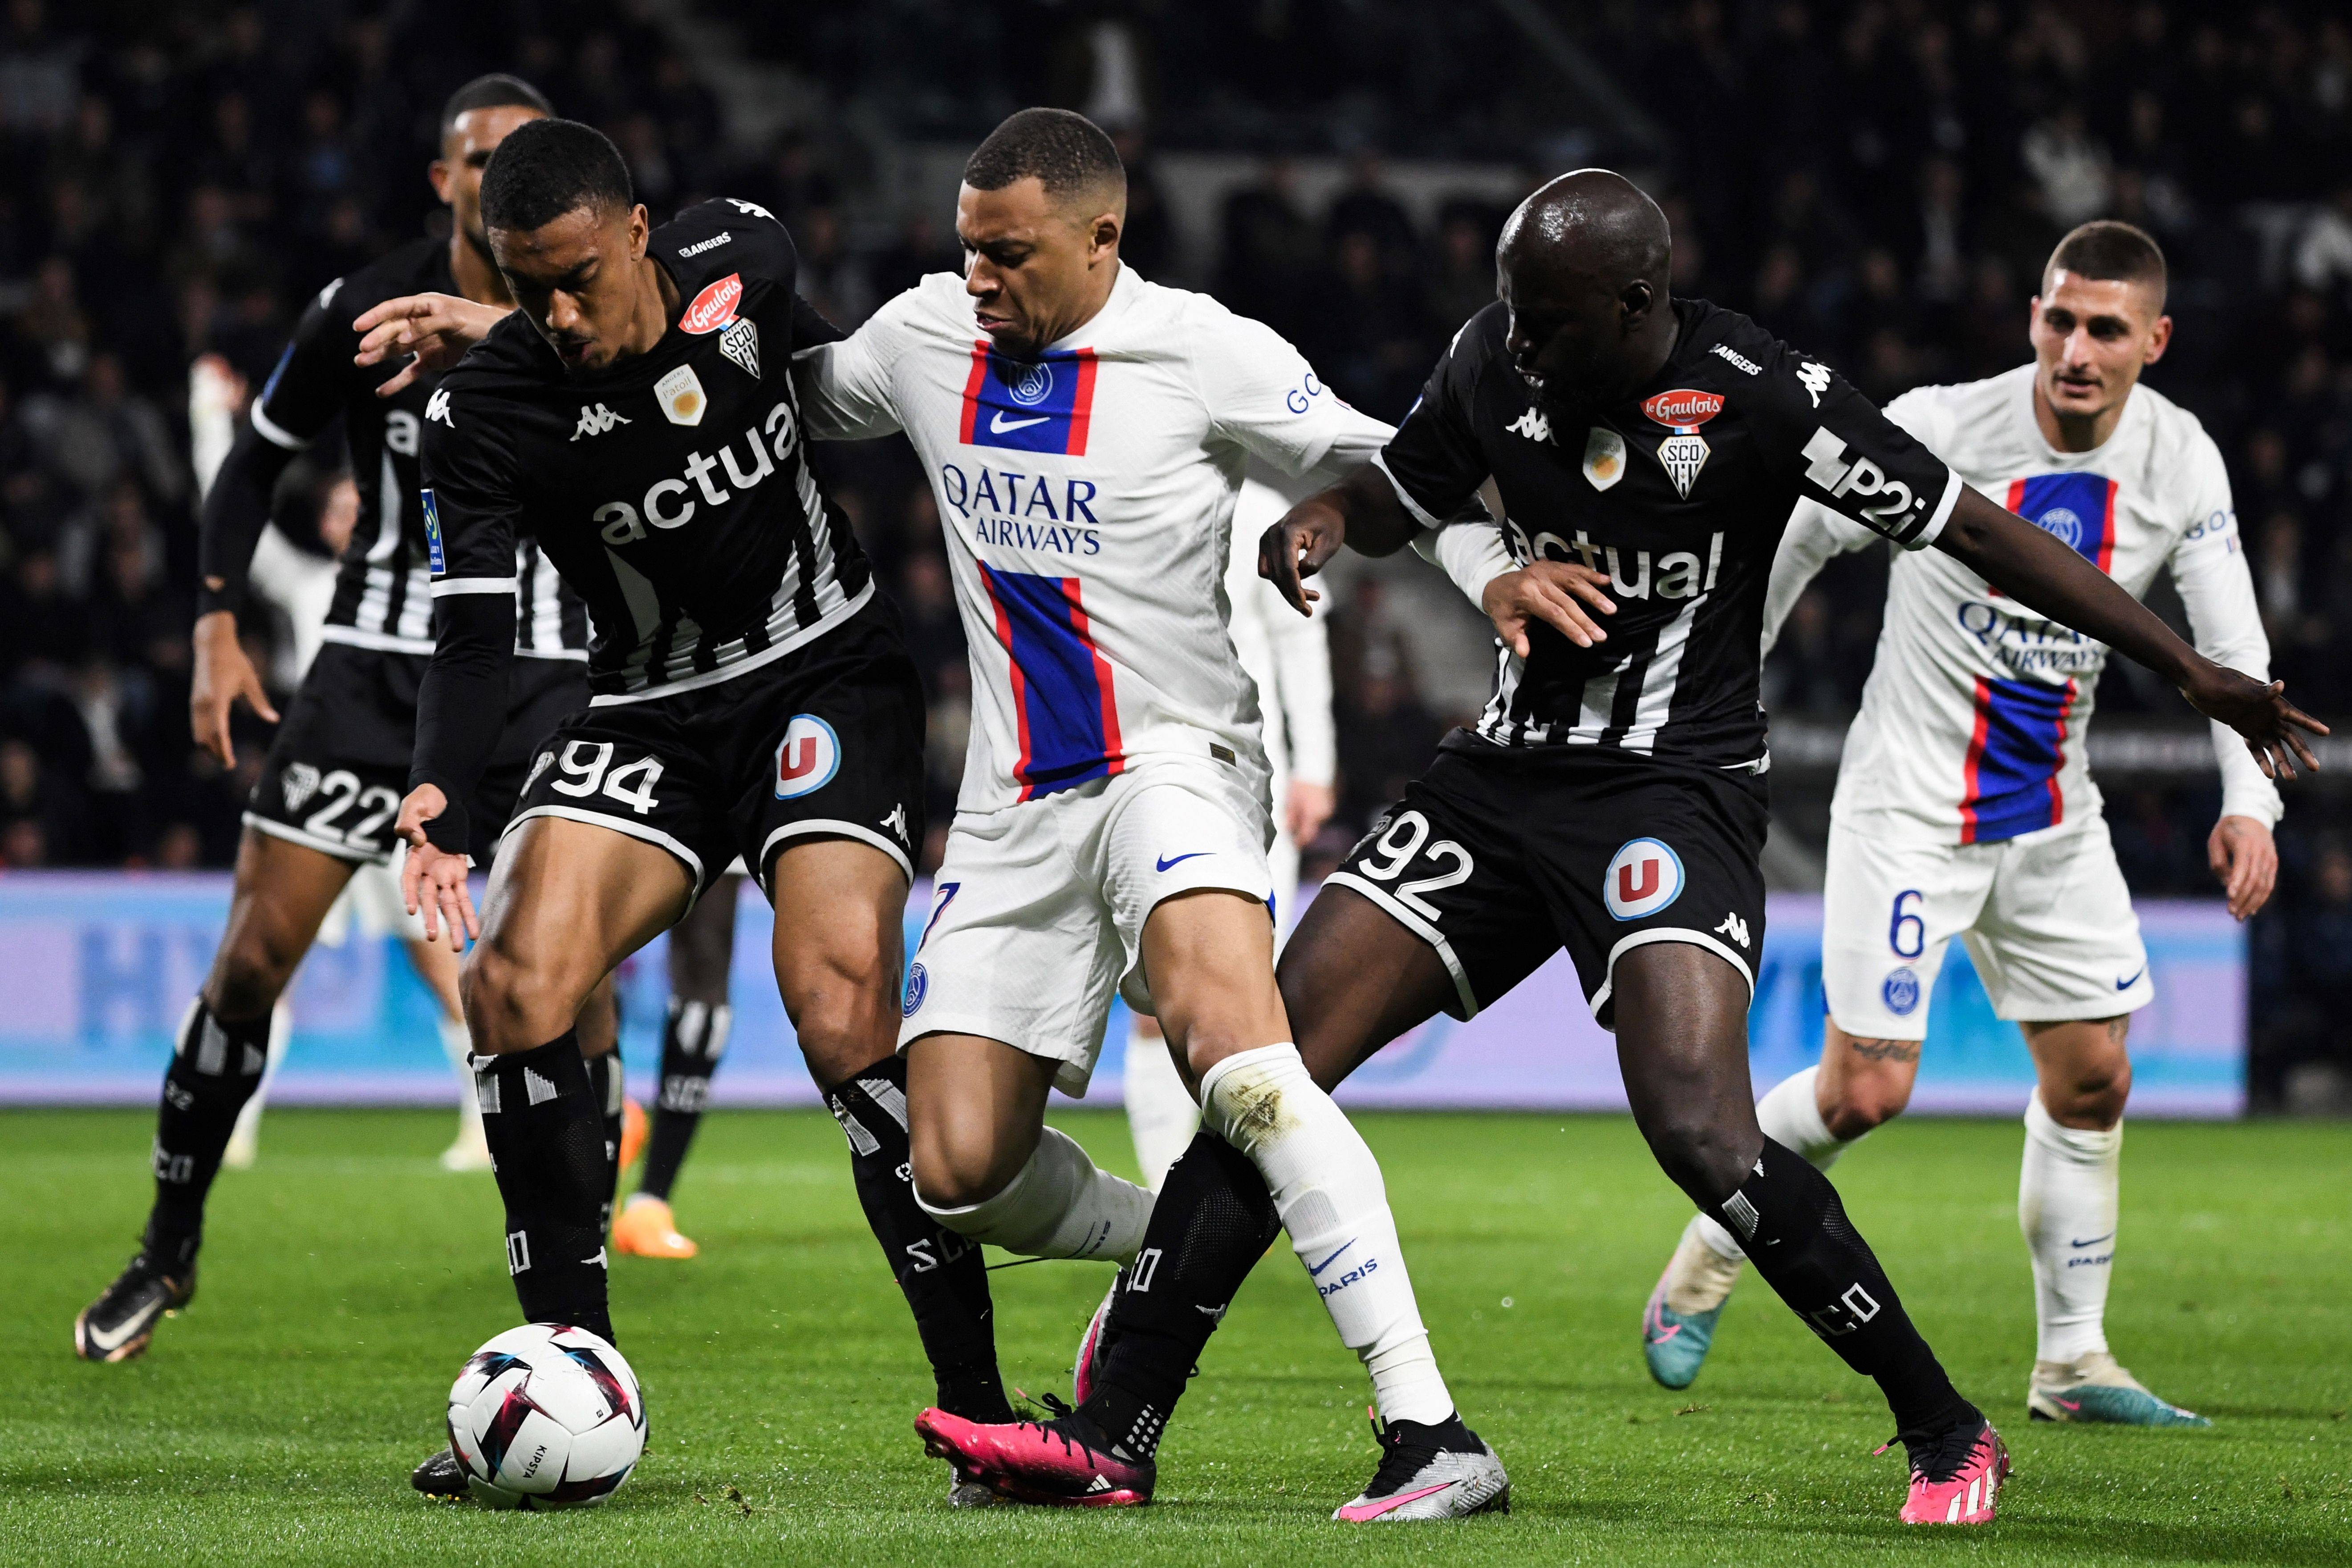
249, 277, 356, 452
409, 387, 521, 853
1377, 309, 1499, 527
194, 422, 301, 618
1743, 339, 1960, 549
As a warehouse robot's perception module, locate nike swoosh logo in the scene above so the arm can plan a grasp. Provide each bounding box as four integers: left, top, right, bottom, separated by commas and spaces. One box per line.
1337, 1480, 1458, 1520
81, 1313, 147, 1353
990, 411, 1048, 433
1308, 1240, 1354, 1276
2114, 968, 2146, 990
2068, 1231, 2115, 1248
1156, 851, 1211, 872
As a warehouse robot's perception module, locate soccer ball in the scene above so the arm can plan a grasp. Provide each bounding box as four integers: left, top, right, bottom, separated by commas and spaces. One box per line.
445, 1323, 646, 1508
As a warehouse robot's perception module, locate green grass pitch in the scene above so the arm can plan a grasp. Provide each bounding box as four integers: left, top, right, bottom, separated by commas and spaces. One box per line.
4, 1107, 2347, 1566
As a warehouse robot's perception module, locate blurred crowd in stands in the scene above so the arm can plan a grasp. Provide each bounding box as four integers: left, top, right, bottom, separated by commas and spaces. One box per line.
0, 0, 2347, 1101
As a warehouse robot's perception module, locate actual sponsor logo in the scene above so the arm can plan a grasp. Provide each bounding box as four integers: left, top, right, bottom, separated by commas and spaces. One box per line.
1642, 389, 1722, 500
1582, 426, 1625, 490
1604, 837, 1684, 920
1882, 966, 1922, 1016
902, 961, 928, 1016
594, 400, 800, 541
281, 761, 322, 812
773, 713, 841, 799
654, 364, 707, 427
680, 272, 743, 334
719, 317, 760, 379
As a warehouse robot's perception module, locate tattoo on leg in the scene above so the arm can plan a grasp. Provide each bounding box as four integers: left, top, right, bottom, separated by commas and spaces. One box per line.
1848, 1038, 1919, 1064
2105, 1016, 2128, 1046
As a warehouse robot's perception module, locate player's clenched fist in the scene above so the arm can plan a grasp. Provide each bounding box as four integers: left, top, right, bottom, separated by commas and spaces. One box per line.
1258, 495, 1349, 615
396, 784, 479, 951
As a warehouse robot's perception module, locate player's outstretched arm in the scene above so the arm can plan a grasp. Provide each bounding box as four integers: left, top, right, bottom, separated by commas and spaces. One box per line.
352, 293, 511, 397
1935, 485, 2327, 777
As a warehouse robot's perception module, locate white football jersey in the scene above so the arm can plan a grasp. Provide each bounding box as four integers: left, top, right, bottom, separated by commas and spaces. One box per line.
793, 267, 1387, 813
1767, 363, 2279, 843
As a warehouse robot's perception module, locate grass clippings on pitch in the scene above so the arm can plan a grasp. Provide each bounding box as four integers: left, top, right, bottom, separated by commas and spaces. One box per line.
2, 1107, 2346, 1566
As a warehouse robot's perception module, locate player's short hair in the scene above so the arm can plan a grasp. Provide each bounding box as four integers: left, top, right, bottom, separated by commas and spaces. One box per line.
480, 118, 634, 234
439, 73, 553, 139
963, 108, 1125, 211
2046, 220, 2167, 308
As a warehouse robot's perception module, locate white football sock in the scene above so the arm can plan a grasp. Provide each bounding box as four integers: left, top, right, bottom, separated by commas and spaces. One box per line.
440, 1013, 487, 1152
918, 1125, 1153, 1263
2019, 1091, 2119, 1364
1200, 1043, 1454, 1426
1691, 1065, 1857, 1261
1123, 1020, 1200, 1192
222, 1000, 292, 1169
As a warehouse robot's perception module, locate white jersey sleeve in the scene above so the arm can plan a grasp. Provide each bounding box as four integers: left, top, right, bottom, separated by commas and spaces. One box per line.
1187, 297, 1391, 482
1223, 478, 1337, 787
789, 288, 921, 440
2166, 435, 2283, 827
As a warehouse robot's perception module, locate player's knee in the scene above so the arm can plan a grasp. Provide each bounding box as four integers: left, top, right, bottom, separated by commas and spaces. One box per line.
1821, 1077, 1910, 1141
461, 943, 585, 1054
780, 953, 895, 1083
2049, 1053, 2131, 1128
207, 930, 301, 1020
908, 1126, 1018, 1214
1645, 1111, 1757, 1208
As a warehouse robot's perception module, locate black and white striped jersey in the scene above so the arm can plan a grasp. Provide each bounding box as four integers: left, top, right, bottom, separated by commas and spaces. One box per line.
420, 199, 871, 704
1379, 299, 1958, 770
248, 237, 588, 659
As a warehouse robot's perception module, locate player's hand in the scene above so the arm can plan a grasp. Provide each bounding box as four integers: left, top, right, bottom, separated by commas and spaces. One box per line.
1284, 778, 1335, 845
2179, 663, 2327, 780
397, 784, 478, 951
1259, 496, 1348, 615
2207, 814, 2278, 921
189, 610, 278, 767
353, 293, 511, 397
1480, 561, 1616, 655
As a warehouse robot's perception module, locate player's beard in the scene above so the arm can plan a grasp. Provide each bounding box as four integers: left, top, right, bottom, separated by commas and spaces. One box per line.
462, 221, 497, 267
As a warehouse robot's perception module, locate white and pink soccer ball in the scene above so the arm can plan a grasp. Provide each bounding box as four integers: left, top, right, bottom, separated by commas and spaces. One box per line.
446, 1323, 646, 1508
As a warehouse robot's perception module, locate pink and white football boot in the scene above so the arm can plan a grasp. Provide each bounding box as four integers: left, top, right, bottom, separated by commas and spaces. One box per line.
1889, 1414, 2011, 1524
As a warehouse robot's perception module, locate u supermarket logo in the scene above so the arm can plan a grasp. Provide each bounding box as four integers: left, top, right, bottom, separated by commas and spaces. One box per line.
1604, 837, 1685, 920
774, 714, 841, 799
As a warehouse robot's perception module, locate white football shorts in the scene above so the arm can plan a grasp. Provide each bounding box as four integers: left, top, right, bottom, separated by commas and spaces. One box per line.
898, 756, 1274, 1095
1821, 810, 2153, 1040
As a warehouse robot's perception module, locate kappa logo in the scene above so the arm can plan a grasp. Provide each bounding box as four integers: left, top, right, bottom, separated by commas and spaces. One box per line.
1796, 361, 1832, 407
425, 389, 454, 427
680, 272, 743, 335
281, 761, 322, 812
1714, 910, 1751, 949
773, 713, 841, 799
881, 802, 909, 843
719, 316, 760, 380
571, 402, 631, 441
1604, 837, 1685, 920
726, 198, 774, 220
1507, 406, 1554, 444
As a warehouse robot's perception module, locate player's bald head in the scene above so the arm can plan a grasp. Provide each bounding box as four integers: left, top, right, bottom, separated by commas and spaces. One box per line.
1498, 170, 1672, 299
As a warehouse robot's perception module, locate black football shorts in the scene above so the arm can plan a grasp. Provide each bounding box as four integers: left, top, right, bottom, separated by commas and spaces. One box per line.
247, 641, 585, 865
503, 597, 926, 899
1327, 738, 1769, 1029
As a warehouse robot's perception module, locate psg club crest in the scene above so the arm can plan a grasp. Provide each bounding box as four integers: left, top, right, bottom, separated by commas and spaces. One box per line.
959, 343, 1099, 455
1641, 388, 1725, 500
1603, 836, 1685, 921
773, 713, 841, 800
1582, 426, 1626, 491
655, 364, 707, 426
1882, 966, 1922, 1016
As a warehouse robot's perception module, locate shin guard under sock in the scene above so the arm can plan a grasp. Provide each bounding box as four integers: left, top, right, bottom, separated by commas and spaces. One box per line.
1082, 1129, 1281, 1457
478, 1032, 614, 1343
143, 1000, 272, 1270
1708, 1137, 1972, 1433
640, 999, 730, 1202
825, 1057, 1009, 1422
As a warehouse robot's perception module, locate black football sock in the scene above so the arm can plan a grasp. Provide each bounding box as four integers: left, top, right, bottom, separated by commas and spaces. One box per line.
1707, 1136, 1975, 1434
585, 1045, 625, 1236
638, 999, 730, 1203
824, 1056, 1009, 1423
478, 1031, 615, 1344
142, 1000, 272, 1272
1081, 1129, 1281, 1460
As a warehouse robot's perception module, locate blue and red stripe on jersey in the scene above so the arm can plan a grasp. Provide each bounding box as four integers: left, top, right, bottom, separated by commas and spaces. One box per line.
1960, 676, 2077, 843
2005, 473, 2118, 572
979, 564, 1125, 800
959, 344, 1099, 455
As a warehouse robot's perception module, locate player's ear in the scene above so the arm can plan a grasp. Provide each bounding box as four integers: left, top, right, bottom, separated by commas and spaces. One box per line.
2143, 312, 2173, 366
627, 203, 650, 258
428, 157, 451, 205
1089, 210, 1121, 263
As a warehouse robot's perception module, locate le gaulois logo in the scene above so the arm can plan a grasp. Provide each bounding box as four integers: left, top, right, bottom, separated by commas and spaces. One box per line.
1640, 388, 1724, 428
681, 273, 743, 335
1641, 388, 1722, 500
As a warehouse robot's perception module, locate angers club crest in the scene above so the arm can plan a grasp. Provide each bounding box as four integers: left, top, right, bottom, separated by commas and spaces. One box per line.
1641, 388, 1724, 500
281, 762, 322, 812
719, 317, 760, 380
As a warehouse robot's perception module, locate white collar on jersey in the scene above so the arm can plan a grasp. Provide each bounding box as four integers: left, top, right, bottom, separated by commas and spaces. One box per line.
1028, 260, 1144, 356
